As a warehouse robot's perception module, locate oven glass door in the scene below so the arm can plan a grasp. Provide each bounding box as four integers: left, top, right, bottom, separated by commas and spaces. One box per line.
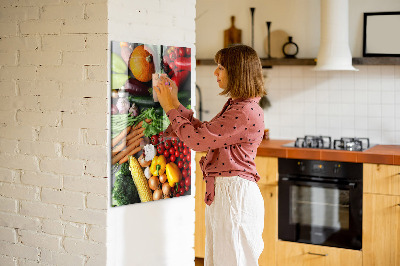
278, 177, 362, 250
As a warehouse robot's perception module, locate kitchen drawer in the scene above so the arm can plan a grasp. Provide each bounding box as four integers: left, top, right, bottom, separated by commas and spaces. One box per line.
276, 241, 362, 266
255, 156, 278, 186
364, 164, 400, 196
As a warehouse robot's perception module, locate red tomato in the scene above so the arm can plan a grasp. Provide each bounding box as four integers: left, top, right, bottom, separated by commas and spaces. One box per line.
186, 154, 191, 161
170, 155, 176, 162
150, 135, 158, 145
185, 177, 191, 186
169, 147, 175, 155
183, 162, 189, 169
180, 154, 184, 159
178, 47, 186, 57
178, 161, 184, 169
164, 150, 170, 157
178, 146, 184, 153
180, 179, 185, 187
178, 142, 183, 147
182, 169, 188, 178
179, 187, 185, 195
185, 48, 191, 56
175, 151, 180, 157
183, 148, 188, 155
173, 145, 178, 151
157, 144, 165, 155
182, 143, 187, 148
164, 140, 172, 149
171, 137, 178, 146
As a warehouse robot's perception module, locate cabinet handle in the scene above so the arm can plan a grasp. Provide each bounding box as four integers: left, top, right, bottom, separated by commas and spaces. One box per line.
397, 204, 400, 207
307, 252, 328, 256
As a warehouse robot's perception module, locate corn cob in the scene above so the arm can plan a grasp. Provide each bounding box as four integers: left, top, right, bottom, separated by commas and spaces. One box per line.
129, 156, 153, 202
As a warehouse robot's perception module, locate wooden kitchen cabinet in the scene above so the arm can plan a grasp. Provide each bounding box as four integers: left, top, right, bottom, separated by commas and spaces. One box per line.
195, 152, 207, 258
276, 241, 362, 266
258, 184, 278, 266
363, 192, 400, 266
364, 163, 400, 196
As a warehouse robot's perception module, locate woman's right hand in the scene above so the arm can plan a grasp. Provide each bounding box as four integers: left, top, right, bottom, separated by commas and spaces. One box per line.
160, 76, 180, 109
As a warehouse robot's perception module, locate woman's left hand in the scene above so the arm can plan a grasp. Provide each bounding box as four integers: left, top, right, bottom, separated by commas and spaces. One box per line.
154, 76, 176, 113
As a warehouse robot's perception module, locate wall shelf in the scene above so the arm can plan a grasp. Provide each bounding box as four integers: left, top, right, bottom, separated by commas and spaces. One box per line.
196, 57, 400, 67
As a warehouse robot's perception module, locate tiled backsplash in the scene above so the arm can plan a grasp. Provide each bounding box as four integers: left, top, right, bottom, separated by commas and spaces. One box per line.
196, 65, 400, 145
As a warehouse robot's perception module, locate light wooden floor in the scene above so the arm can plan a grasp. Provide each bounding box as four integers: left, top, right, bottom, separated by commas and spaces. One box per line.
195, 257, 204, 266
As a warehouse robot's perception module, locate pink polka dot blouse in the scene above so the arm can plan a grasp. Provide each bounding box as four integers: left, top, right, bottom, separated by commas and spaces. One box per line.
165, 97, 265, 205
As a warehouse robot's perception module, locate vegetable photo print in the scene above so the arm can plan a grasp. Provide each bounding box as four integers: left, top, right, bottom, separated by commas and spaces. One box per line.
110, 41, 192, 207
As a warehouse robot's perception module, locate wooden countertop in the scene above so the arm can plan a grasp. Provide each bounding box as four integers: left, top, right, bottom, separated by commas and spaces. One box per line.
256, 139, 400, 165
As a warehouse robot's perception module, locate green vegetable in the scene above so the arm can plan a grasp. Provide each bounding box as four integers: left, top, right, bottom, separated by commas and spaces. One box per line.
111, 73, 129, 90
112, 162, 141, 206
111, 52, 127, 74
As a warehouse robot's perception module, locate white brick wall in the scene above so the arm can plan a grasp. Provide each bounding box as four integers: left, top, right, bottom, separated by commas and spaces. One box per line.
0, 0, 108, 265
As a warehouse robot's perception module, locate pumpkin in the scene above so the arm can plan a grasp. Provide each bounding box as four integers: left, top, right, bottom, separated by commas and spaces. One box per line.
129, 45, 155, 82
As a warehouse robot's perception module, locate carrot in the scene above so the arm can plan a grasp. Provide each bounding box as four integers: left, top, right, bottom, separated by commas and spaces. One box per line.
126, 127, 145, 141
112, 141, 127, 156
119, 146, 141, 164
112, 126, 131, 148
112, 138, 142, 165
127, 131, 145, 146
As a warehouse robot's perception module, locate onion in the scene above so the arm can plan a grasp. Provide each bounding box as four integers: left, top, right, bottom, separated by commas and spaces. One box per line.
148, 176, 160, 191
159, 174, 167, 184
162, 182, 172, 197
153, 189, 163, 201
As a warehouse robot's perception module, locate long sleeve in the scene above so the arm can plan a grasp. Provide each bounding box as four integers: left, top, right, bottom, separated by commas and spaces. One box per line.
166, 106, 248, 152
163, 104, 202, 138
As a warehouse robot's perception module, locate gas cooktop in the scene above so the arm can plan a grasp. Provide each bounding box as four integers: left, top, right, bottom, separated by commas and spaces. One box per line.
282, 135, 375, 151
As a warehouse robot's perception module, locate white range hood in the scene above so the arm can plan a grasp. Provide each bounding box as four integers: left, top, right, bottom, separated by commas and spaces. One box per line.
314, 0, 358, 71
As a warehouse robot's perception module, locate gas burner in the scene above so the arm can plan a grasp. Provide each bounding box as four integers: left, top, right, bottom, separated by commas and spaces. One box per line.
333, 137, 370, 151
295, 135, 332, 149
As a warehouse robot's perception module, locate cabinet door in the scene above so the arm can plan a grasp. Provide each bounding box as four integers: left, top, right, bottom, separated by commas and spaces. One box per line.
194, 152, 207, 258
364, 164, 400, 196
255, 156, 278, 186
363, 193, 400, 266
277, 241, 362, 266
258, 185, 278, 266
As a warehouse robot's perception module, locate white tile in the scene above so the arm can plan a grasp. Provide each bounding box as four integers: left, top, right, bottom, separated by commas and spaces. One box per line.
304, 88, 316, 103
355, 104, 368, 116
355, 116, 368, 130
354, 90, 368, 104
328, 88, 341, 103
381, 117, 396, 131
367, 91, 381, 105
341, 88, 355, 104
394, 66, 400, 79
329, 116, 342, 129
382, 104, 395, 118
381, 131, 396, 145
316, 103, 330, 115
341, 103, 355, 116
381, 90, 395, 104
279, 78, 291, 89
367, 104, 382, 118
367, 76, 381, 91
395, 130, 400, 144
329, 103, 341, 116
367, 117, 382, 131
367, 129, 382, 144
341, 128, 355, 137
291, 77, 304, 90
316, 115, 330, 128
381, 78, 395, 91
315, 77, 329, 90
304, 102, 316, 115
291, 67, 303, 78
316, 89, 329, 103
341, 116, 355, 129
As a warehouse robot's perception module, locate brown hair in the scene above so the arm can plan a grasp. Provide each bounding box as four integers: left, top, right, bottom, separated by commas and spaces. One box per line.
214, 44, 266, 99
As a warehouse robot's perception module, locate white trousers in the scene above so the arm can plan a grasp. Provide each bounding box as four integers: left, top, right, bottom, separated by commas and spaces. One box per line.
205, 176, 264, 266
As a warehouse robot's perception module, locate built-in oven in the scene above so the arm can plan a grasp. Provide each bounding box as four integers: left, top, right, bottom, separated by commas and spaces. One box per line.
278, 158, 363, 250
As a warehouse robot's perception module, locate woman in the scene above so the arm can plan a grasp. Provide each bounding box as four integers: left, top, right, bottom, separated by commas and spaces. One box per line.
154, 44, 266, 266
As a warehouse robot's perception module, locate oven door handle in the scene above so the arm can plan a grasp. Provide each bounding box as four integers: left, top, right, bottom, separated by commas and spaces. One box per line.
280, 177, 356, 189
